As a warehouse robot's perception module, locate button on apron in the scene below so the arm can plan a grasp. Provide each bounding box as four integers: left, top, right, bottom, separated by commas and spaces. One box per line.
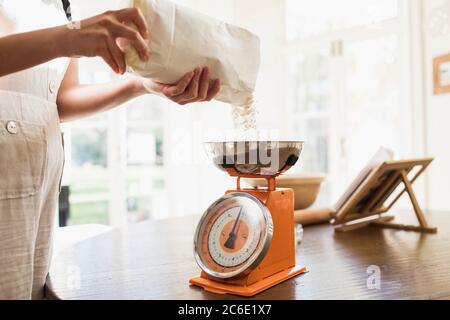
49, 81, 55, 94
6, 120, 18, 134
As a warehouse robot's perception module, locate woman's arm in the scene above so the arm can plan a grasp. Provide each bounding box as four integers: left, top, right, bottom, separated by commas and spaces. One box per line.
57, 59, 221, 122
0, 8, 149, 77
56, 59, 144, 121
0, 26, 67, 77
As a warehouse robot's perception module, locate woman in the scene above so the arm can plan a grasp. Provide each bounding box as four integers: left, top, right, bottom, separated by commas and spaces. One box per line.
0, 0, 220, 299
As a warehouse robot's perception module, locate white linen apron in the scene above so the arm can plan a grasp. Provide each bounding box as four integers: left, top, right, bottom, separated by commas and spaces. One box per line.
0, 0, 68, 299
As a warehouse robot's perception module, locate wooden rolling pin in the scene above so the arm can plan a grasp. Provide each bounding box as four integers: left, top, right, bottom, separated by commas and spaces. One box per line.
294, 208, 335, 226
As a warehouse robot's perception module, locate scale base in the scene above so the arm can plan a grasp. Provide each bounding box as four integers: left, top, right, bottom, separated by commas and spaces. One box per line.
189, 265, 307, 297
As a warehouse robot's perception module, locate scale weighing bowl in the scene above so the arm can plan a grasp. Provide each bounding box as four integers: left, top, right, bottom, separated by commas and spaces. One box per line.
205, 141, 304, 177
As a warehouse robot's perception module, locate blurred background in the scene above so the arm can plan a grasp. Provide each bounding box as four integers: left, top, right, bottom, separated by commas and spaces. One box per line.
60, 0, 450, 227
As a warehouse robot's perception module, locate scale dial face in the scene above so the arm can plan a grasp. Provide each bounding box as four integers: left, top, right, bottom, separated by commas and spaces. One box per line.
194, 193, 273, 279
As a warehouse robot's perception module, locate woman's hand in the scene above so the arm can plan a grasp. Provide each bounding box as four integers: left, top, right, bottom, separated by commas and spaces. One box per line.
142, 67, 221, 105
62, 8, 149, 74
57, 61, 221, 122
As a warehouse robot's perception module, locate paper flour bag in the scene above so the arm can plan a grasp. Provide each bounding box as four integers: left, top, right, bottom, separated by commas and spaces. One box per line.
124, 0, 260, 106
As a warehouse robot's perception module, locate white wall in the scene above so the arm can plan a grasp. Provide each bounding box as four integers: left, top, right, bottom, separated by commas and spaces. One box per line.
423, 0, 450, 211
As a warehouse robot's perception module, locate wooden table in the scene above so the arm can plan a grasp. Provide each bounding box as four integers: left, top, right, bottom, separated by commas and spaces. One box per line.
46, 211, 450, 300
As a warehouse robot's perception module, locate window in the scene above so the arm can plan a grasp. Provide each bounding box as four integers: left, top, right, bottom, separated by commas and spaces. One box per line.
69, 120, 109, 225
287, 0, 399, 41
286, 0, 412, 204
64, 57, 169, 226
125, 96, 166, 223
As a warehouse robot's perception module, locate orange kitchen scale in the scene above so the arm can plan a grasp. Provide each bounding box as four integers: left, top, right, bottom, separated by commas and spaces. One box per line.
189, 141, 307, 297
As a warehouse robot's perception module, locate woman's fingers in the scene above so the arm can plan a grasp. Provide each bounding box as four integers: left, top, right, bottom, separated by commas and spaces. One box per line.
142, 68, 221, 104
106, 38, 126, 74
100, 49, 119, 74
173, 68, 201, 104
170, 68, 220, 104
197, 67, 210, 101
162, 71, 195, 97
109, 22, 149, 61
186, 68, 201, 99
205, 79, 221, 101
113, 8, 149, 39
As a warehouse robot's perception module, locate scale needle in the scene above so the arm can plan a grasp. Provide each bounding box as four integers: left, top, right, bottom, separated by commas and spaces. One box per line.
224, 207, 243, 249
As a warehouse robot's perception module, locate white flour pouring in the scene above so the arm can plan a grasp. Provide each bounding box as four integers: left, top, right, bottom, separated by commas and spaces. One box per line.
123, 0, 261, 138
231, 95, 259, 140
